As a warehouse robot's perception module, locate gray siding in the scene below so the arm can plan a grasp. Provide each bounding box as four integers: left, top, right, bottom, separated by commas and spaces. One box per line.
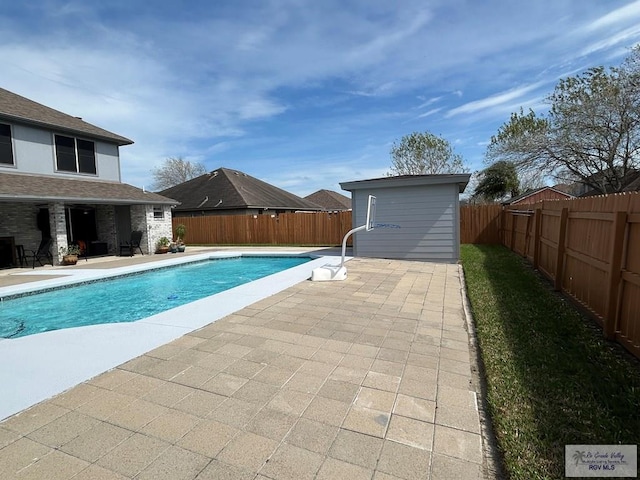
352, 184, 460, 262
3, 123, 121, 182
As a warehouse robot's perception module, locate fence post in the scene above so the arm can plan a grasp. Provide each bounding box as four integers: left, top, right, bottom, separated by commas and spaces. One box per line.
604, 211, 627, 340
533, 208, 542, 269
554, 208, 569, 291
523, 212, 533, 258
509, 212, 517, 252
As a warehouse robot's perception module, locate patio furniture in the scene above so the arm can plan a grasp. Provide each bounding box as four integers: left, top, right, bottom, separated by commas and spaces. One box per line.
15, 245, 27, 267
119, 231, 144, 256
90, 241, 108, 256
26, 238, 53, 268
74, 240, 88, 262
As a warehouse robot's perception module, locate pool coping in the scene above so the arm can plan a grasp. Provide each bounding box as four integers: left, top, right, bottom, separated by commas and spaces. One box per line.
0, 250, 344, 421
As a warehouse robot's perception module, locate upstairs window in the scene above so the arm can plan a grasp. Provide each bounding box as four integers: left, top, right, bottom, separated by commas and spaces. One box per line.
55, 135, 96, 174
0, 123, 14, 165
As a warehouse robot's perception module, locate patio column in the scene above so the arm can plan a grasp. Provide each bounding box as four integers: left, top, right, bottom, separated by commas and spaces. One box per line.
49, 202, 67, 266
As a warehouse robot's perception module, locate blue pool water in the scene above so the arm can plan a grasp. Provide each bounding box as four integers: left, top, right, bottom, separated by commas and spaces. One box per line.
0, 256, 310, 339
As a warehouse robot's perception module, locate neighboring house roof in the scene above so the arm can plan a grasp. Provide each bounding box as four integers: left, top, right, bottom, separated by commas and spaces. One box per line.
0, 87, 133, 146
341, 174, 471, 193
304, 189, 351, 211
0, 172, 176, 205
621, 171, 640, 192
159, 167, 322, 212
578, 170, 640, 197
503, 186, 574, 205
551, 183, 574, 194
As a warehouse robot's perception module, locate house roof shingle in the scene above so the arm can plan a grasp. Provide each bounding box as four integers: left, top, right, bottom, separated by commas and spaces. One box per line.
0, 88, 133, 146
304, 189, 351, 211
578, 170, 640, 196
503, 186, 574, 205
0, 171, 176, 205
160, 167, 321, 212
621, 171, 640, 192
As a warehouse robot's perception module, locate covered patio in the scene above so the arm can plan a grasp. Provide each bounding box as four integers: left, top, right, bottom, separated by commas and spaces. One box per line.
0, 172, 176, 267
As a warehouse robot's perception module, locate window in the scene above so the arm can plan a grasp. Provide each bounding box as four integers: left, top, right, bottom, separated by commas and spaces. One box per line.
153, 206, 164, 220
0, 123, 14, 165
55, 135, 96, 174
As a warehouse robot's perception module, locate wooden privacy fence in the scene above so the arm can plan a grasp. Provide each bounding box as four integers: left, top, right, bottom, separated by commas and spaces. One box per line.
497, 194, 640, 360
172, 211, 353, 246
460, 204, 502, 244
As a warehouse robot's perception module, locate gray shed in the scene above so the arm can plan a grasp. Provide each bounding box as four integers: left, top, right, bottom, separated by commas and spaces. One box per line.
340, 174, 470, 263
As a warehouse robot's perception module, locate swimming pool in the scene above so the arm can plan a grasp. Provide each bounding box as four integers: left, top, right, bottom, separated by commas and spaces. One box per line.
0, 255, 311, 339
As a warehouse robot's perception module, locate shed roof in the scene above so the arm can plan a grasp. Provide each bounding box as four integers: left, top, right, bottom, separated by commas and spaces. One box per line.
159, 167, 321, 212
0, 172, 176, 205
304, 189, 351, 211
0, 88, 133, 146
341, 174, 471, 193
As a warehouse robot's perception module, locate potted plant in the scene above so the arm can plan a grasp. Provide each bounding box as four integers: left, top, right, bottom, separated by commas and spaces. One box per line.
169, 240, 178, 253
175, 224, 187, 252
59, 244, 81, 265
156, 236, 170, 254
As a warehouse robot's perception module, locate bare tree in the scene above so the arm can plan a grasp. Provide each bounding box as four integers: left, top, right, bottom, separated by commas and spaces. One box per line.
388, 131, 468, 176
487, 46, 640, 194
151, 157, 207, 191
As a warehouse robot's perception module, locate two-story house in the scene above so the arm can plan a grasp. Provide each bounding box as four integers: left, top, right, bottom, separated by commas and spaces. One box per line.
0, 87, 177, 267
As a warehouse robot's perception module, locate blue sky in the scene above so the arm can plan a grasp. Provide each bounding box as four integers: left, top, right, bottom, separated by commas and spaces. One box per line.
3, 1, 640, 197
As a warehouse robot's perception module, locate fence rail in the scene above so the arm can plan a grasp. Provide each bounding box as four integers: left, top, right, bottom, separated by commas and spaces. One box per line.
172, 211, 353, 246
461, 193, 640, 360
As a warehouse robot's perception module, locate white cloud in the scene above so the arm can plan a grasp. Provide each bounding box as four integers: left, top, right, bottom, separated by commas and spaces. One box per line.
580, 25, 640, 57
446, 83, 545, 118
417, 108, 442, 118
267, 162, 388, 197
416, 96, 442, 109
583, 0, 640, 32
2, 0, 639, 192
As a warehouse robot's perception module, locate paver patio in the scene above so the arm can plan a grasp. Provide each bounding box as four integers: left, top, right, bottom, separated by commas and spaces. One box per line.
0, 256, 486, 479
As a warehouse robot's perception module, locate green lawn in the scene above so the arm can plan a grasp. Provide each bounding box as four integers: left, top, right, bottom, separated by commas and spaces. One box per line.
461, 244, 640, 480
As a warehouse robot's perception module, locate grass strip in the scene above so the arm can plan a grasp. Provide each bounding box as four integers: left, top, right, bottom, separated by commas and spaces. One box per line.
461, 244, 640, 480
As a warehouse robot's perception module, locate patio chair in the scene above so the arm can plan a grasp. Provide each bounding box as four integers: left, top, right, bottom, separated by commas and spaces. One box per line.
119, 230, 144, 256
76, 240, 88, 262
15, 244, 28, 267
26, 238, 53, 269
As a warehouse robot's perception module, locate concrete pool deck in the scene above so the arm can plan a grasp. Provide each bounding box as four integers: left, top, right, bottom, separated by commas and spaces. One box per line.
0, 248, 338, 419
0, 250, 489, 479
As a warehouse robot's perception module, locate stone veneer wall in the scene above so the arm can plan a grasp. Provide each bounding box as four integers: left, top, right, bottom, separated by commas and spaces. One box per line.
130, 204, 172, 254
0, 203, 45, 264
0, 202, 172, 262
95, 205, 117, 254
49, 202, 67, 265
